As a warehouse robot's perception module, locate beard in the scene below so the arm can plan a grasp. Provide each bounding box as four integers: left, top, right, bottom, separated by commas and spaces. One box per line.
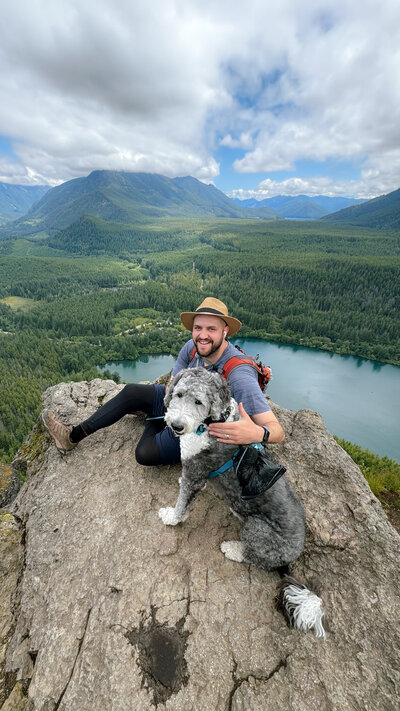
195, 333, 225, 358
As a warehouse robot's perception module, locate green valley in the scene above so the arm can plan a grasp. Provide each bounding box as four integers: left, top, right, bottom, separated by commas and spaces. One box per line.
0, 216, 399, 464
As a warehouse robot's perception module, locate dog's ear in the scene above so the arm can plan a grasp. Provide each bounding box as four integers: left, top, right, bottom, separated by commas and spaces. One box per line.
209, 373, 232, 420
163, 370, 184, 408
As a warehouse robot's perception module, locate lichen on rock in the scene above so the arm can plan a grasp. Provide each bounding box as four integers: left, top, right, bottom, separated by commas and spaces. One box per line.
0, 464, 21, 509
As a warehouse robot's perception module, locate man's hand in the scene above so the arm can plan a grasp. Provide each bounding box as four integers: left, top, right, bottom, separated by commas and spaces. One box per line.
208, 403, 263, 445
207, 402, 285, 445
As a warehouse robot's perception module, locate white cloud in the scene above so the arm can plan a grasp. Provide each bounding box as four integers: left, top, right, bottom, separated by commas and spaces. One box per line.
0, 0, 228, 185
228, 176, 375, 201
228, 148, 400, 201
220, 132, 253, 150
0, 0, 399, 196
228, 1, 400, 196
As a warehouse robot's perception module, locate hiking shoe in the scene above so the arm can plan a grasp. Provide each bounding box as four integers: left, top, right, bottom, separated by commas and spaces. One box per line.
41, 409, 77, 455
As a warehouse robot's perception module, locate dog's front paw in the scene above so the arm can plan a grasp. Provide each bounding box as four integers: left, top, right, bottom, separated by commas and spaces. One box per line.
158, 506, 181, 526
221, 540, 245, 563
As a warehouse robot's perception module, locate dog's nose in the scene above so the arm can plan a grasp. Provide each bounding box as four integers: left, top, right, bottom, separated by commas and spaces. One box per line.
171, 421, 184, 433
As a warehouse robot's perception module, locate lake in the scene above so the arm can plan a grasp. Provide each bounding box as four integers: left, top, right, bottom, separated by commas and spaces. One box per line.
98, 339, 400, 462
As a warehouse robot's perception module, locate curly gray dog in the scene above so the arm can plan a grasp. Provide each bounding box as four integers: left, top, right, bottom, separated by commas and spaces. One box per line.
158, 367, 325, 638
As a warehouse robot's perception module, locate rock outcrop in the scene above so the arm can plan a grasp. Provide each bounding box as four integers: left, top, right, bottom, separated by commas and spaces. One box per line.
1, 378, 399, 710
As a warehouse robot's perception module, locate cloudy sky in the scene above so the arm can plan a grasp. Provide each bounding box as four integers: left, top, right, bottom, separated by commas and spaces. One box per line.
0, 0, 399, 199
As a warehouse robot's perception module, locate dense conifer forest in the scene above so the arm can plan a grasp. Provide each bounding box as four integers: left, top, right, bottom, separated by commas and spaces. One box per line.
0, 218, 399, 468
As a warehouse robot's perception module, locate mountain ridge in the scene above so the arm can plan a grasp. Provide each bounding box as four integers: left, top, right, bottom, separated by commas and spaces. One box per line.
0, 182, 49, 224
2, 171, 397, 233
0, 171, 280, 236
233, 194, 367, 218
321, 187, 400, 229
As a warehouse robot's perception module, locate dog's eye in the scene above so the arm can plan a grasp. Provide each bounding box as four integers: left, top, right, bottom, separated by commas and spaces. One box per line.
195, 399, 203, 406
176, 392, 183, 398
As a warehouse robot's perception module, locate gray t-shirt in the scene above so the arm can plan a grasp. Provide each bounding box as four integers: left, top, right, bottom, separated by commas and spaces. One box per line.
172, 340, 270, 416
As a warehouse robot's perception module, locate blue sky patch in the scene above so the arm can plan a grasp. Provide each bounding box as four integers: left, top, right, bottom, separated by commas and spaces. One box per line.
0, 134, 17, 159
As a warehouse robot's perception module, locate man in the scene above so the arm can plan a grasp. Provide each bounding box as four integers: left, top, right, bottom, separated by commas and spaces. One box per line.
42, 297, 284, 463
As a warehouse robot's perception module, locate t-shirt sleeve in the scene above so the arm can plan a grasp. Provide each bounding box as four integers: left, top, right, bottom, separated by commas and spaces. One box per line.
228, 364, 271, 415
172, 340, 194, 376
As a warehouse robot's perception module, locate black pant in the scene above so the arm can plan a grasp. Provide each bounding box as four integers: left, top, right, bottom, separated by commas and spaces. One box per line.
71, 384, 165, 465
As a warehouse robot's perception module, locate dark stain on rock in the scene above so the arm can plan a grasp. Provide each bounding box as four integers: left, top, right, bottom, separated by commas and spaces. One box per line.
125, 607, 189, 706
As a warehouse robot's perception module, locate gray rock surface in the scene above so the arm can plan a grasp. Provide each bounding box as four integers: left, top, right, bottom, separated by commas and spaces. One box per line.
2, 378, 400, 711
0, 512, 22, 709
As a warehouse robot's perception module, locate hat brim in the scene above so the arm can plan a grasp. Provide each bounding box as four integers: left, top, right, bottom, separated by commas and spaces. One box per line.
180, 311, 242, 336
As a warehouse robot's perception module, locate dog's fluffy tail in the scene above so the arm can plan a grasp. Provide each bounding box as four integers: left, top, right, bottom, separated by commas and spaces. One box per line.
276, 574, 326, 639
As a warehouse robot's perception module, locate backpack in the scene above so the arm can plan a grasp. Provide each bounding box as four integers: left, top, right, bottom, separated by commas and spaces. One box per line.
189, 344, 271, 391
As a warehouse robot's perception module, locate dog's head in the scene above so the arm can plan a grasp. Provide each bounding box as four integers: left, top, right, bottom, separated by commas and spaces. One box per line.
164, 367, 232, 435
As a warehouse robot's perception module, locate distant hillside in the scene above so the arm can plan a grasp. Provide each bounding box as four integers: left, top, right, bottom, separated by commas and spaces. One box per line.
321, 187, 400, 229
1, 171, 280, 236
47, 214, 195, 255
311, 196, 366, 212
233, 194, 366, 219
275, 198, 327, 219
0, 182, 49, 223
233, 197, 259, 208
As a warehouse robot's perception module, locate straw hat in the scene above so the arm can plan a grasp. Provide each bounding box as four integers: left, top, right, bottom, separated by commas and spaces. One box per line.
180, 297, 242, 336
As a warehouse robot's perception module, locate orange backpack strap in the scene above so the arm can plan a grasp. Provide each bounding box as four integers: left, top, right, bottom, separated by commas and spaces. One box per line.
221, 356, 271, 390
189, 346, 271, 390
221, 356, 257, 379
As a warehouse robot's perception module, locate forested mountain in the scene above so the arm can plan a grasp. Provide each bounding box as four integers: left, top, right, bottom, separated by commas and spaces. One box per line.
321, 187, 400, 228
0, 182, 49, 224
1, 171, 279, 236
233, 194, 366, 218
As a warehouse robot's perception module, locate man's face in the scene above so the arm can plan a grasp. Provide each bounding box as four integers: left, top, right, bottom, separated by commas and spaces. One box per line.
192, 314, 227, 359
